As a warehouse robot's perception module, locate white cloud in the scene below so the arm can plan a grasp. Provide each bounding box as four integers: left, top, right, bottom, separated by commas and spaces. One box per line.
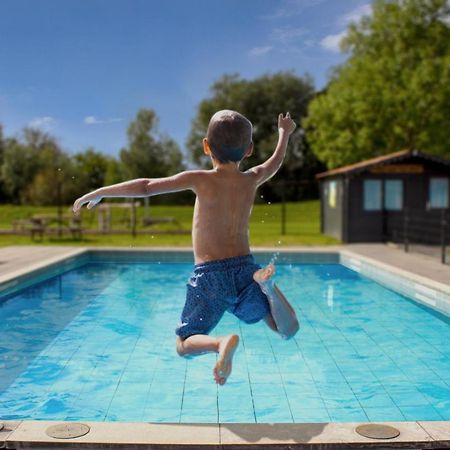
261, 0, 326, 20
84, 116, 123, 125
340, 3, 372, 26
270, 26, 307, 45
320, 31, 346, 52
248, 46, 273, 57
29, 116, 56, 130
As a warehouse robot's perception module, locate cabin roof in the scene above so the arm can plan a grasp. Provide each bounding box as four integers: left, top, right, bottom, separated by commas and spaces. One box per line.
316, 149, 450, 179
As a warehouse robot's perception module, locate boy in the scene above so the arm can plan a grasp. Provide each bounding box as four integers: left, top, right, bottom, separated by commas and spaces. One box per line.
73, 110, 299, 385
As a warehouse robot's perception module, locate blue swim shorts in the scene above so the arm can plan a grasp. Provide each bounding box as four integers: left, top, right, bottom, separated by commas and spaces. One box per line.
176, 254, 270, 339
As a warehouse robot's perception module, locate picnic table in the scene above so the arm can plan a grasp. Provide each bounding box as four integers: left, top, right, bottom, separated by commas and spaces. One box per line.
12, 213, 83, 240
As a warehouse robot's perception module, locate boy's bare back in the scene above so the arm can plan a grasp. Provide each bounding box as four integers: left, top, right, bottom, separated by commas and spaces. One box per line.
190, 166, 258, 263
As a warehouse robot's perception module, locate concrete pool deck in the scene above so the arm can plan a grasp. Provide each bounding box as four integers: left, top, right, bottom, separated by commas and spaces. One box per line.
1, 244, 450, 449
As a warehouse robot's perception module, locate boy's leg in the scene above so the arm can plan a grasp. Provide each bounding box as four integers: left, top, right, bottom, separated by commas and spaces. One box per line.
176, 334, 239, 385
253, 265, 299, 339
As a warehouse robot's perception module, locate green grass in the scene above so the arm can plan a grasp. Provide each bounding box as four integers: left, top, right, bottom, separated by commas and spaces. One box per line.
0, 201, 339, 247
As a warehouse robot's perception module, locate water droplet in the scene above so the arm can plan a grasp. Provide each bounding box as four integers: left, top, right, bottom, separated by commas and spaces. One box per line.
57, 168, 62, 172
71, 176, 75, 180
151, 235, 154, 239
157, 261, 161, 265
278, 240, 282, 245
261, 220, 265, 223
260, 195, 264, 199
267, 202, 271, 205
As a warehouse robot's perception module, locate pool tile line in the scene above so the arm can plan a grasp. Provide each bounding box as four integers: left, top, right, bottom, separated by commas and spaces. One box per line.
294, 304, 372, 423
237, 322, 258, 424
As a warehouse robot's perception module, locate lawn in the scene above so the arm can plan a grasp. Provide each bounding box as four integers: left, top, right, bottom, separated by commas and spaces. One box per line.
0, 200, 339, 247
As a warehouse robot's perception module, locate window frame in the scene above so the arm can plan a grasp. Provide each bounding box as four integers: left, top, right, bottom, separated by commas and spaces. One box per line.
363, 179, 382, 211
429, 177, 449, 209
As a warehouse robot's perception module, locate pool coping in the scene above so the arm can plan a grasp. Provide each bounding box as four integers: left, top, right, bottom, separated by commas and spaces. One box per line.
1, 246, 450, 448
1, 419, 449, 449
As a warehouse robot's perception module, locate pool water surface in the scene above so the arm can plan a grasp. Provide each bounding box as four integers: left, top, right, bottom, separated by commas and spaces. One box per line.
1, 260, 450, 423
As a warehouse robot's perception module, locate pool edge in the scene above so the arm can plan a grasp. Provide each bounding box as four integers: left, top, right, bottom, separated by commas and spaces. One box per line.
2, 419, 449, 449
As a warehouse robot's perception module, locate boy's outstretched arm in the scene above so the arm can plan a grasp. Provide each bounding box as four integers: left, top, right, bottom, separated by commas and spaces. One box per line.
247, 113, 296, 186
72, 171, 199, 213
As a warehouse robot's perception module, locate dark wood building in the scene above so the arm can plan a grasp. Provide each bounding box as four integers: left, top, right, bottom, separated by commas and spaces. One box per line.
317, 149, 450, 243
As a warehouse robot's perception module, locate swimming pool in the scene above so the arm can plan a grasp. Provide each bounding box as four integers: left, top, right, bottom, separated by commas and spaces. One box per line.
1, 251, 450, 423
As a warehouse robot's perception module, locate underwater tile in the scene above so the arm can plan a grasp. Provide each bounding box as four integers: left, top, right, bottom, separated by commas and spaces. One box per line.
364, 405, 405, 421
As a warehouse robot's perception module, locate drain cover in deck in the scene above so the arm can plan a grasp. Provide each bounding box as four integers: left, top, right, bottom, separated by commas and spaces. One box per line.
46, 423, 90, 439
355, 424, 400, 439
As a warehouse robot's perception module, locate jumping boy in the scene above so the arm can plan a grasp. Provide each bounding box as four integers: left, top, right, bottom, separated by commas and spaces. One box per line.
73, 110, 299, 385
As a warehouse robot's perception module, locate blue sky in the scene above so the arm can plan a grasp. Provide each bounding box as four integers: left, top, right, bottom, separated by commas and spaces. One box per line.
0, 0, 371, 158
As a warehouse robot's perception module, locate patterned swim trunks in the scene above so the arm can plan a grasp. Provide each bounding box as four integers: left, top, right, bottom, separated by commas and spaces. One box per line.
175, 254, 270, 339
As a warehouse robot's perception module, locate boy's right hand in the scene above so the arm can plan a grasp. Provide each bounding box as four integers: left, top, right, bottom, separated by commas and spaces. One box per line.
278, 112, 296, 135
73, 193, 102, 214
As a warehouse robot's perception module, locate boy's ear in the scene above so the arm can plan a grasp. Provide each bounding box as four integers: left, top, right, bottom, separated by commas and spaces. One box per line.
203, 138, 212, 156
245, 142, 254, 158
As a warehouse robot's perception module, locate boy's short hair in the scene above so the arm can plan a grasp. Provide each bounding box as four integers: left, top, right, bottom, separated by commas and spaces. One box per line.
206, 110, 252, 163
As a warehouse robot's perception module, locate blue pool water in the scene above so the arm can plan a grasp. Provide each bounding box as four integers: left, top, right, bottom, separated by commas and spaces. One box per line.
1, 259, 450, 423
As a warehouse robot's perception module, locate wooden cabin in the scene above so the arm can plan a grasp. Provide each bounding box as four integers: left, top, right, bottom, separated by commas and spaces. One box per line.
316, 149, 450, 243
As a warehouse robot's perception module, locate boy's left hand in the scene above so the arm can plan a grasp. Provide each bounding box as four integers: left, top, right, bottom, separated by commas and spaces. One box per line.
278, 112, 296, 135
73, 193, 102, 214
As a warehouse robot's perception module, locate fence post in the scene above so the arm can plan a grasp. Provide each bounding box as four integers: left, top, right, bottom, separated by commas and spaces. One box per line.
403, 208, 409, 253
441, 209, 447, 264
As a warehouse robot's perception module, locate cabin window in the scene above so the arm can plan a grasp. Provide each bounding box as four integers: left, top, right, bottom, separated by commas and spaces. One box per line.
429, 177, 449, 208
384, 180, 403, 210
363, 179, 382, 210
328, 181, 337, 208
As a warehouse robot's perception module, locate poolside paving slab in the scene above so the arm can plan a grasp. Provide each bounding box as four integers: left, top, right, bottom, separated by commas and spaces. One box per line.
6, 420, 221, 449
0, 421, 22, 448
219, 422, 442, 449
418, 422, 450, 443
6, 420, 448, 450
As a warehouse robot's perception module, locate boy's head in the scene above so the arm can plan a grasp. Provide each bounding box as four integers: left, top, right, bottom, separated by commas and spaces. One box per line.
205, 110, 253, 163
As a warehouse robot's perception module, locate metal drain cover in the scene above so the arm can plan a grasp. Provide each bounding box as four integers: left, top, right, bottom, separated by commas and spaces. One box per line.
356, 424, 400, 439
46, 423, 90, 439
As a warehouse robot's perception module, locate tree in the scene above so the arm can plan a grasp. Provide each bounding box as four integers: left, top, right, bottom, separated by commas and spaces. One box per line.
304, 0, 450, 169
187, 72, 325, 201
120, 109, 184, 180
72, 148, 112, 198
1, 137, 40, 203
23, 132, 76, 206
1, 128, 77, 205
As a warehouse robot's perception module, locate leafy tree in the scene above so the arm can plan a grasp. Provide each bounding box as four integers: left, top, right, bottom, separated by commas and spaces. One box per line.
72, 148, 112, 198
187, 72, 324, 201
104, 158, 124, 186
1, 137, 40, 203
23, 133, 76, 206
304, 0, 450, 169
1, 128, 77, 205
120, 109, 184, 180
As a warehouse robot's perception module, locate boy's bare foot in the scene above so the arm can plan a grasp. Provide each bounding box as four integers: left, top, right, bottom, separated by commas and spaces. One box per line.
253, 264, 275, 292
213, 334, 239, 385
